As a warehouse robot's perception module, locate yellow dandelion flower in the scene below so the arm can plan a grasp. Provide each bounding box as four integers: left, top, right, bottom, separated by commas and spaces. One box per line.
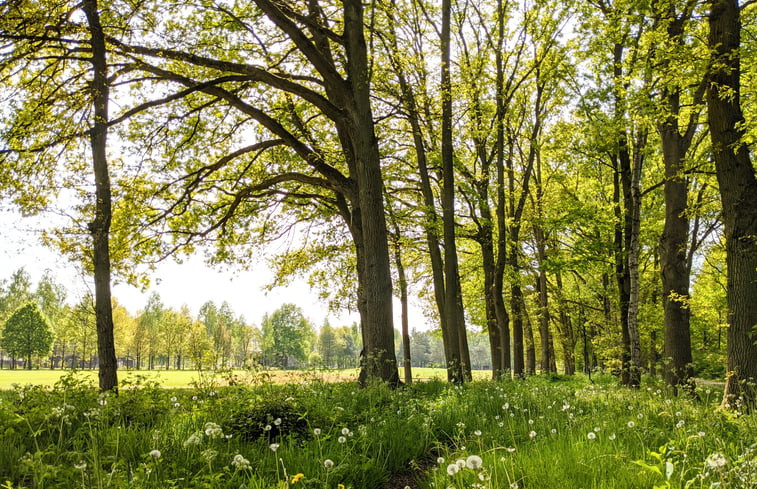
291, 473, 305, 484
338, 484, 345, 489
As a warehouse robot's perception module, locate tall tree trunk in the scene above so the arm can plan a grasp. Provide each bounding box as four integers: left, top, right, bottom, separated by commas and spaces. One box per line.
626, 131, 645, 388
441, 0, 468, 383
534, 226, 551, 373
343, 0, 400, 385
389, 212, 412, 385
655, 1, 703, 394
383, 20, 454, 378
492, 0, 512, 376
83, 0, 118, 392
707, 0, 757, 410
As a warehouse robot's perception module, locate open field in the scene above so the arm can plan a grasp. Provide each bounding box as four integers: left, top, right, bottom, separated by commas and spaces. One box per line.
0, 367, 494, 389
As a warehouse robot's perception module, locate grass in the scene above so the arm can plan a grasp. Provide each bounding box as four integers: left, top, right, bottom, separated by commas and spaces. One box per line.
0, 367, 493, 390
0, 371, 754, 489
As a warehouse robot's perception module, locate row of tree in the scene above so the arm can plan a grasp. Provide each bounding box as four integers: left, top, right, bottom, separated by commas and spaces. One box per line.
1, 0, 755, 408
0, 268, 363, 369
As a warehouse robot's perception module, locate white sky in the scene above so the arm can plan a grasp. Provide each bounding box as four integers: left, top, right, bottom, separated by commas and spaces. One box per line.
1, 207, 430, 330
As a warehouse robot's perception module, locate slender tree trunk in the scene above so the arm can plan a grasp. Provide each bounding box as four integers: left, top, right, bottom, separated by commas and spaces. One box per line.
83, 0, 118, 392
493, 0, 511, 376
522, 297, 536, 375
440, 0, 468, 383
389, 215, 412, 385
626, 132, 644, 387
707, 0, 757, 410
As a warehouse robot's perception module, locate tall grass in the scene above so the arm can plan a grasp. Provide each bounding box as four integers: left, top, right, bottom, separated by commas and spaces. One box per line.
0, 371, 753, 489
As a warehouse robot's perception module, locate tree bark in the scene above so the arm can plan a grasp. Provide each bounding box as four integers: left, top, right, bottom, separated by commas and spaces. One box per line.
343, 0, 399, 386
706, 0, 757, 410
441, 0, 469, 383
83, 0, 118, 392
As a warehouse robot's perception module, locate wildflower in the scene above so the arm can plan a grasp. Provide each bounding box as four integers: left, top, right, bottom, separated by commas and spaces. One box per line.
174, 402, 181, 408
466, 455, 483, 470
706, 453, 727, 469
609, 433, 616, 441
551, 428, 557, 434
627, 421, 635, 428
676, 420, 685, 429
149, 449, 161, 459
637, 413, 644, 419
291, 473, 305, 484
338, 436, 347, 443
269, 443, 279, 452
192, 395, 198, 401
506, 447, 516, 453
456, 459, 466, 469
313, 428, 321, 436
474, 430, 482, 436
529, 430, 537, 438
204, 422, 224, 439
231, 454, 251, 470
264, 425, 272, 431
170, 396, 177, 403
74, 461, 87, 470
587, 432, 596, 440
437, 457, 445, 464
274, 418, 282, 426
324, 459, 334, 468
528, 419, 534, 425
183, 432, 203, 448
510, 483, 519, 489
201, 449, 217, 462
446, 463, 460, 476
697, 431, 705, 437
342, 427, 350, 435
338, 485, 345, 489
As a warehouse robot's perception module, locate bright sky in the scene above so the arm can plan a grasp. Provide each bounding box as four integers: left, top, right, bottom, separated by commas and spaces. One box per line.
1, 207, 430, 330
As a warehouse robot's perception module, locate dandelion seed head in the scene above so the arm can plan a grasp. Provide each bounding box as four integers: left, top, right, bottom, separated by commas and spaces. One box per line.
529, 430, 537, 438
587, 432, 596, 440
706, 453, 727, 469
324, 459, 334, 468
148, 449, 161, 459
466, 455, 483, 470
446, 463, 460, 476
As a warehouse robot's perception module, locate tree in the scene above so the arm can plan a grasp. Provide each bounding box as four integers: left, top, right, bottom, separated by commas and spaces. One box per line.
261, 304, 312, 368
706, 0, 757, 410
104, 0, 399, 385
2, 303, 53, 369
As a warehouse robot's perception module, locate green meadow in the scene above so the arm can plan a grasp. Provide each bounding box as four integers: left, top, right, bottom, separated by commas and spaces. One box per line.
0, 371, 754, 488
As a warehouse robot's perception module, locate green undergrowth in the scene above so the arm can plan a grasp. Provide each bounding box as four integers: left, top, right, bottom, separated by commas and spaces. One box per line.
0, 372, 753, 489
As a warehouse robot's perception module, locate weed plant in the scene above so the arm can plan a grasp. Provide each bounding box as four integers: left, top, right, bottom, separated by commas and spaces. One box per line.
0, 371, 753, 489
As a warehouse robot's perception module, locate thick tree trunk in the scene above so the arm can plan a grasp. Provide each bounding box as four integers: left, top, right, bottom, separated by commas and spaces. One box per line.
344, 0, 399, 386
83, 0, 118, 392
707, 0, 757, 410
655, 3, 702, 394
660, 127, 695, 391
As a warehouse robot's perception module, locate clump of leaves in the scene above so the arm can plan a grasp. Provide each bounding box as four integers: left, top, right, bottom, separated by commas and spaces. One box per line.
223, 394, 310, 442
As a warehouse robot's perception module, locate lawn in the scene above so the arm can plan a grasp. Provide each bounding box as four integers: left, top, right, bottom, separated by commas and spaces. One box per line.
0, 367, 493, 389
0, 371, 753, 488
